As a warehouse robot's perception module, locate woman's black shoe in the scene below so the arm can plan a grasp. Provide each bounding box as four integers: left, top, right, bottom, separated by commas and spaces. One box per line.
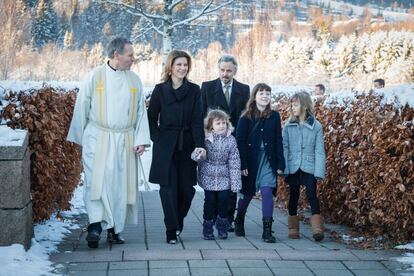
107, 228, 125, 244
166, 229, 177, 244
176, 218, 184, 236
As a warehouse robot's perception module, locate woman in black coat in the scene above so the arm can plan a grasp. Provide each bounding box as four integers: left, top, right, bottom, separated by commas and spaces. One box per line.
147, 50, 205, 244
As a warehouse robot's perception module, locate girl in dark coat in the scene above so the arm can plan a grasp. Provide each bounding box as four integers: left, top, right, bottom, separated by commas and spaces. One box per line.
235, 83, 285, 243
147, 50, 205, 244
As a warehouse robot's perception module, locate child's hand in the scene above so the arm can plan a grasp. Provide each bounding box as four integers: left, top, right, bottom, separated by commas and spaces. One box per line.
195, 147, 206, 158
241, 169, 248, 176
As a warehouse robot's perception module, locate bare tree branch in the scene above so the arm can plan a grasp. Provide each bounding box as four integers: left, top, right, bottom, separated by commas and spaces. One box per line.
131, 21, 154, 42
171, 0, 234, 28
98, 0, 165, 21
202, 0, 234, 16
186, 22, 213, 28
167, 0, 185, 11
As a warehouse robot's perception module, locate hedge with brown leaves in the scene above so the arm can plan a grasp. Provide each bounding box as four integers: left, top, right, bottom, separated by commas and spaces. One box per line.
2, 87, 414, 242
275, 93, 414, 243
2, 87, 82, 222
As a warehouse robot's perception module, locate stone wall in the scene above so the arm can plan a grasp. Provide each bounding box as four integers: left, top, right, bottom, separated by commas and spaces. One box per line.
0, 132, 33, 250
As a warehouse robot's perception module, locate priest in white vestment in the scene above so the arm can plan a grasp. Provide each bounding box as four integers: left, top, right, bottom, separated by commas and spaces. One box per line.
67, 37, 151, 248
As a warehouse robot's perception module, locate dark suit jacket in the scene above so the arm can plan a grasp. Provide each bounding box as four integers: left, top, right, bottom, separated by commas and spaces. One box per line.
200, 78, 250, 131
147, 78, 205, 186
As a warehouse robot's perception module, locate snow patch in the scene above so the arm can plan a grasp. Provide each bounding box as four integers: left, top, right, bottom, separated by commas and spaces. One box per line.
395, 253, 414, 272
323, 85, 414, 109
396, 242, 414, 251
0, 184, 86, 275
0, 125, 27, 147
0, 80, 79, 96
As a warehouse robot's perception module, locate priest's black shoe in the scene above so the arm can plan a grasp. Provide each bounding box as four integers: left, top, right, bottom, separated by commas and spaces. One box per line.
107, 228, 125, 244
86, 223, 102, 249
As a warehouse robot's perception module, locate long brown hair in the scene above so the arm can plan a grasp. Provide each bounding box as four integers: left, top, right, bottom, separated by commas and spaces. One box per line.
241, 83, 272, 120
289, 91, 314, 121
160, 50, 192, 82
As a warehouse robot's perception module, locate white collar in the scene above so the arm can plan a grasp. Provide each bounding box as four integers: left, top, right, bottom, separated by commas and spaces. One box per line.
221, 80, 233, 89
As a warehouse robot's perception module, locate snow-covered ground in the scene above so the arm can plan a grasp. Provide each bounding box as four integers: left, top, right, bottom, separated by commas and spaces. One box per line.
0, 184, 86, 276
395, 242, 414, 273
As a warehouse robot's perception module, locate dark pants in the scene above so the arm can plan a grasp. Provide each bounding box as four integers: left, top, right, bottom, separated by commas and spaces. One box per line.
159, 150, 196, 231
286, 169, 320, 216
213, 191, 237, 223
203, 190, 230, 220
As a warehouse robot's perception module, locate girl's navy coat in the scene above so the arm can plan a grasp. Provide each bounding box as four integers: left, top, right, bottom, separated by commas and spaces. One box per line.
236, 111, 285, 197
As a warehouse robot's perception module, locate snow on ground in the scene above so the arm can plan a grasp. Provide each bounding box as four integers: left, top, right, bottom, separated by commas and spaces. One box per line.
395, 253, 414, 273
0, 184, 86, 276
395, 242, 414, 272
397, 243, 414, 251
0, 125, 27, 146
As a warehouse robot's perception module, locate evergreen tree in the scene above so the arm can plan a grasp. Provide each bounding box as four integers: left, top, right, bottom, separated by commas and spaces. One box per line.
69, 0, 82, 47
32, 0, 58, 48
24, 0, 38, 9
57, 10, 71, 47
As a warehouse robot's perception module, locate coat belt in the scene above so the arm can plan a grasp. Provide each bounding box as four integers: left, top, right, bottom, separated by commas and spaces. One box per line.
160, 125, 190, 151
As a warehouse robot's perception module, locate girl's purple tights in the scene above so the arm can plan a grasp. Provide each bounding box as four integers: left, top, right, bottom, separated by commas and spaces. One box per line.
237, 186, 274, 218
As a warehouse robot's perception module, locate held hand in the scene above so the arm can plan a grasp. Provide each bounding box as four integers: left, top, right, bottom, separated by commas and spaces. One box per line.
194, 147, 206, 159
241, 169, 248, 176
277, 169, 284, 175
134, 145, 145, 156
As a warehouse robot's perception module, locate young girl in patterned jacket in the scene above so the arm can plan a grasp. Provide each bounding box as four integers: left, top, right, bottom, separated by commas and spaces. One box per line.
192, 109, 241, 240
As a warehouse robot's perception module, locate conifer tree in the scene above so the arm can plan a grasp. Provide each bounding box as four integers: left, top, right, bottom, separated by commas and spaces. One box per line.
32, 0, 57, 48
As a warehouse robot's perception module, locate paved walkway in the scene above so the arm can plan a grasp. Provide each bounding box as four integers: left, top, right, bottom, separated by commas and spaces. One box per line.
51, 191, 411, 275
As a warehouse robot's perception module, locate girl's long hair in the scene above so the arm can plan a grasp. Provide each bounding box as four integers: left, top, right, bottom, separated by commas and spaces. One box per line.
289, 91, 314, 121
160, 50, 192, 82
241, 83, 272, 120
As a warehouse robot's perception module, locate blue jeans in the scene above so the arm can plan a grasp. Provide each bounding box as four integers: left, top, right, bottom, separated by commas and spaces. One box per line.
203, 190, 230, 220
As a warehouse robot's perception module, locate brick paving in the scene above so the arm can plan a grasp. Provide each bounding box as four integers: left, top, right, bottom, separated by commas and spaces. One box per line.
51, 191, 411, 275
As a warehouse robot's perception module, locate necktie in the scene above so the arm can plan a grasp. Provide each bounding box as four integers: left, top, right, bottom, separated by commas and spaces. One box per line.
224, 85, 230, 105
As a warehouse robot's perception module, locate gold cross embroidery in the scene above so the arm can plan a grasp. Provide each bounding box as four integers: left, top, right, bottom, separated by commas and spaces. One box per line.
97, 79, 104, 95
130, 87, 138, 94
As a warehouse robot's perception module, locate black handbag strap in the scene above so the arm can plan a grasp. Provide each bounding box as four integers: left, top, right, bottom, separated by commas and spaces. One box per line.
248, 120, 261, 141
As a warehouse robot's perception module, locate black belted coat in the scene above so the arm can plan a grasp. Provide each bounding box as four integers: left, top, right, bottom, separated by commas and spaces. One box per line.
147, 78, 205, 186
